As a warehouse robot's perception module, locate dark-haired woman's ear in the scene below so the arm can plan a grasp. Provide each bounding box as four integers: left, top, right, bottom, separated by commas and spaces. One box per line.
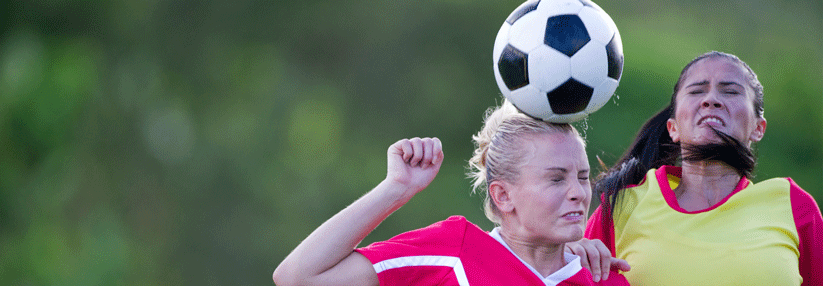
666, 118, 680, 143
749, 117, 767, 143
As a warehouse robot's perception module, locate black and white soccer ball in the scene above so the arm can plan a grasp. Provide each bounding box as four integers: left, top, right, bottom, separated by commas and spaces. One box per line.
493, 0, 623, 123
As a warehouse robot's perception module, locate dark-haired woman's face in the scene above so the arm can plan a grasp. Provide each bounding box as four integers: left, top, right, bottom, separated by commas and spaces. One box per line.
667, 58, 766, 146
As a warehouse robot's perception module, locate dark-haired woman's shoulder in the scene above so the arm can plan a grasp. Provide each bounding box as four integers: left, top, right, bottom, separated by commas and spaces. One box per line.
782, 177, 823, 286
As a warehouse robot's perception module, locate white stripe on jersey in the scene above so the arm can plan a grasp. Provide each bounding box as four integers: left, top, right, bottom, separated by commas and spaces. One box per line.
451, 258, 469, 286
372, 255, 470, 286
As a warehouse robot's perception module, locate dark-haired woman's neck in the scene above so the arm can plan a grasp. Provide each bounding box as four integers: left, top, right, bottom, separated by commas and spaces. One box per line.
674, 160, 741, 212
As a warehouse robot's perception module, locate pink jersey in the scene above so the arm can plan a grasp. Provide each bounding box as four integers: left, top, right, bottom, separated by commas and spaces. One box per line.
356, 216, 628, 286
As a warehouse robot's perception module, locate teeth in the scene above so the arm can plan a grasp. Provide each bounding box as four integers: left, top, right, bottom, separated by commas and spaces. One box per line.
700, 117, 723, 126
565, 212, 581, 217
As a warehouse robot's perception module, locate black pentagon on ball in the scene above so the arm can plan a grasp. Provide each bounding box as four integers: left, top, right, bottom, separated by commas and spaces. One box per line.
545, 15, 590, 57
606, 34, 623, 80
506, 0, 540, 24
498, 44, 529, 91
546, 79, 593, 114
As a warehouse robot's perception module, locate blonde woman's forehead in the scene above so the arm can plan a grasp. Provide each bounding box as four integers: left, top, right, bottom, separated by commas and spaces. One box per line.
519, 133, 588, 168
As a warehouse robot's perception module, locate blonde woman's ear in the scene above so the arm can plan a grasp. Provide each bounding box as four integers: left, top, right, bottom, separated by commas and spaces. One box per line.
489, 181, 514, 213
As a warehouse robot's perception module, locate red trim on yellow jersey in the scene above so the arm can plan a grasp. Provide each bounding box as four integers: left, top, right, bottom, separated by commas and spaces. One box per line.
657, 165, 751, 214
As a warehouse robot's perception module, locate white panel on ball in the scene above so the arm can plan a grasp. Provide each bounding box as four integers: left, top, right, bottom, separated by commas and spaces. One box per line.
591, 5, 619, 35
570, 43, 608, 88
578, 7, 614, 45
508, 85, 553, 119
528, 46, 571, 92
585, 78, 619, 114
537, 0, 583, 16
508, 12, 549, 53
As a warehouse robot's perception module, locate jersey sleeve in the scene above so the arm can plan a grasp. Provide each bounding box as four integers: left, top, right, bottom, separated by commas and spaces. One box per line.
585, 197, 615, 254
585, 203, 630, 284
788, 178, 823, 286
354, 216, 468, 285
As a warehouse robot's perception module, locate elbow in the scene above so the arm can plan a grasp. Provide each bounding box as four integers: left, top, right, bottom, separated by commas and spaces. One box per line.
273, 265, 295, 286
271, 267, 298, 286
272, 267, 283, 285
273, 264, 310, 286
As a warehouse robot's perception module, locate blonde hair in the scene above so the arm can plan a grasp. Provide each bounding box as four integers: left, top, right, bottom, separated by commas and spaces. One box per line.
467, 100, 581, 224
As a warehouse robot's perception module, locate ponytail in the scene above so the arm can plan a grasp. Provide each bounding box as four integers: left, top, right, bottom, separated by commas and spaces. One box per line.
594, 105, 679, 226
681, 129, 755, 178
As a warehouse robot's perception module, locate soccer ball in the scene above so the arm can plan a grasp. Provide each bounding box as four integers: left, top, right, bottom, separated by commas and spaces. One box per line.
493, 0, 623, 123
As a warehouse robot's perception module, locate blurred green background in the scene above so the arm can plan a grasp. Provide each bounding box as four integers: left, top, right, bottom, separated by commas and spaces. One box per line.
0, 0, 820, 285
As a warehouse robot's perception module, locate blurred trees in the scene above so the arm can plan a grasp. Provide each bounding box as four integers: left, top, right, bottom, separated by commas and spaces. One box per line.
0, 0, 820, 285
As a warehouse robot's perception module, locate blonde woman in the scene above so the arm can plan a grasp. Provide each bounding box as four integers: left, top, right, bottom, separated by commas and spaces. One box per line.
273, 101, 628, 285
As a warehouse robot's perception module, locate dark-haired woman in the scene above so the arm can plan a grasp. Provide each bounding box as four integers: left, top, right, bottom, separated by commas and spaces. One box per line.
580, 51, 823, 285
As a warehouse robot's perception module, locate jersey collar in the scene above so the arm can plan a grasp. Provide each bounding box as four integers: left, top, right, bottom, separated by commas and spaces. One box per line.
488, 227, 583, 286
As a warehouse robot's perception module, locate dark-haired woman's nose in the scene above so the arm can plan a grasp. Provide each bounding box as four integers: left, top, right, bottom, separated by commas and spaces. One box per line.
701, 92, 723, 109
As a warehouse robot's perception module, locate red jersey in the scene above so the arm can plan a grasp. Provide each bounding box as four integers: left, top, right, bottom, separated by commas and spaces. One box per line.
356, 215, 629, 286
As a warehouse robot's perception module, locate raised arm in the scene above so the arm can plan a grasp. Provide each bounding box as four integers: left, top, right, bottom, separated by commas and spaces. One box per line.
273, 137, 443, 286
